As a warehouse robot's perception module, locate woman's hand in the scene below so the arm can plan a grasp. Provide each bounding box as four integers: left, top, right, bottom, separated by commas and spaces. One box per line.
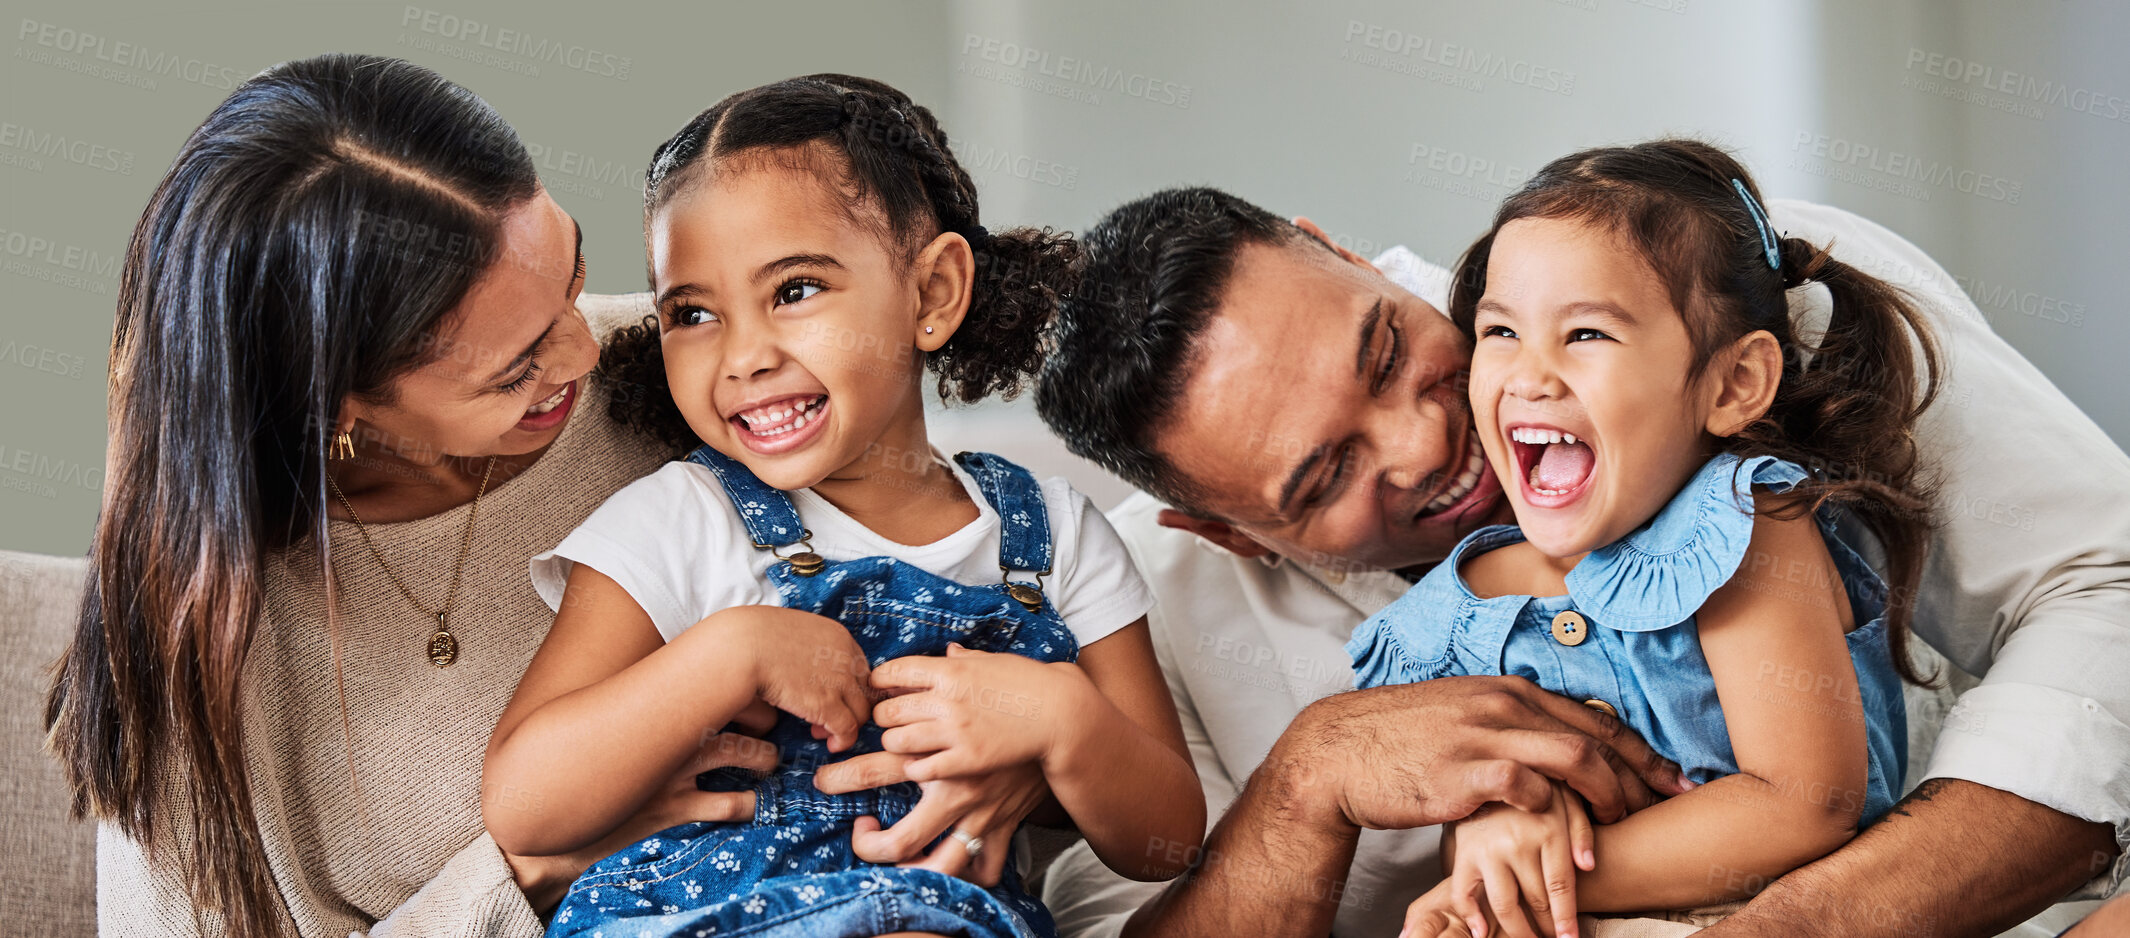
814, 753, 1051, 887
866, 642, 1098, 779
1437, 782, 1595, 938
713, 605, 875, 752
502, 716, 780, 912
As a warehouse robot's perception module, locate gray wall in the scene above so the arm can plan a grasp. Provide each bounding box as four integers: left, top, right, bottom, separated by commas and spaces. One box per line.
3, 0, 2123, 554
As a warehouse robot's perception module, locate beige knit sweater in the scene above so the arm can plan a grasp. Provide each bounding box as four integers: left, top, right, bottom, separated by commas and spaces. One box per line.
95, 299, 673, 938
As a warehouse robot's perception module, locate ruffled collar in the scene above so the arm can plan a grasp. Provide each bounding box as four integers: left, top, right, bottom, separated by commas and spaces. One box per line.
1562, 453, 1810, 630
1442, 454, 1810, 632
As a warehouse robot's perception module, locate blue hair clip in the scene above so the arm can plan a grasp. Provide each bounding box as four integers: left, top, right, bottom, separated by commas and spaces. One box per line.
1731, 178, 1781, 270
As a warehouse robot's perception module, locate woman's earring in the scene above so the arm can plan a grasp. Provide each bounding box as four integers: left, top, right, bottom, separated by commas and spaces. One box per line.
924, 326, 935, 334
329, 432, 355, 460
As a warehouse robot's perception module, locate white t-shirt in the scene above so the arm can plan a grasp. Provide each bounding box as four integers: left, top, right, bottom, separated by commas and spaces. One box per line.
531, 450, 1155, 649
1044, 202, 2130, 937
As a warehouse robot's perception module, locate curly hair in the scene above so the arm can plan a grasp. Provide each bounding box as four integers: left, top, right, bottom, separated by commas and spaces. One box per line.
602, 74, 1080, 454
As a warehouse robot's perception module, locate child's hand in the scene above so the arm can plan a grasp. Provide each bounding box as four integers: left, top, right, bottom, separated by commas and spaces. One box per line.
867, 643, 1094, 778
713, 605, 873, 752
1438, 781, 1596, 938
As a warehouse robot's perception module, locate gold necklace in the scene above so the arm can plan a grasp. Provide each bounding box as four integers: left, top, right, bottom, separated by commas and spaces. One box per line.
326, 454, 498, 667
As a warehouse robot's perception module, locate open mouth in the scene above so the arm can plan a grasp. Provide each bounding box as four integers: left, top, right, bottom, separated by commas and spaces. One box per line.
730, 393, 830, 455
515, 380, 576, 431
1507, 425, 1596, 508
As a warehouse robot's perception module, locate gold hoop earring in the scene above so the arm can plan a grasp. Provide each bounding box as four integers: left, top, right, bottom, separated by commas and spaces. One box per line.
329, 432, 355, 460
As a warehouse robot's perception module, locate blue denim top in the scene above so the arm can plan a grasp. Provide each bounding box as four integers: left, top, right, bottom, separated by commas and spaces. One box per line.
1346, 453, 1908, 824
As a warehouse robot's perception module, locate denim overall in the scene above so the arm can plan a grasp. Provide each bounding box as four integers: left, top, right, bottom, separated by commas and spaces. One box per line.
1348, 454, 1908, 824
548, 447, 1077, 938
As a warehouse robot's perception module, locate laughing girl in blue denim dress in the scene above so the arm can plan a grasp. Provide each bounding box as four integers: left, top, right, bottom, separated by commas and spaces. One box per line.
1349, 141, 1942, 938
483, 75, 1203, 938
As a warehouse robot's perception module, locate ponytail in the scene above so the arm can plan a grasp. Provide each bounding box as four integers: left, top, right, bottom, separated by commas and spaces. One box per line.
1451, 139, 1941, 685
1741, 236, 1940, 683
931, 226, 1080, 402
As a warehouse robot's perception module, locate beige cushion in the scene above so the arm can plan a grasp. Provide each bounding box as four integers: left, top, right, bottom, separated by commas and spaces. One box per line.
1, 549, 94, 936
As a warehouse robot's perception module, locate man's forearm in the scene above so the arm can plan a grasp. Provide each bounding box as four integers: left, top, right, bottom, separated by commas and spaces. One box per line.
1704, 779, 2119, 938
1121, 741, 1361, 938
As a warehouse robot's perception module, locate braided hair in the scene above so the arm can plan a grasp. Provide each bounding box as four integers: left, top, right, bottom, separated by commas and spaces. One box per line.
604, 74, 1079, 453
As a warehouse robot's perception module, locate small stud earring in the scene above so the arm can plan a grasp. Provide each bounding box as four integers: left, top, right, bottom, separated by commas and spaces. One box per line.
924, 326, 934, 334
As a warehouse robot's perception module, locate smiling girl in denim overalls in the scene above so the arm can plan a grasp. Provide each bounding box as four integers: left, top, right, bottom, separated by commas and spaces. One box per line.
483, 75, 1203, 938
1348, 141, 1942, 938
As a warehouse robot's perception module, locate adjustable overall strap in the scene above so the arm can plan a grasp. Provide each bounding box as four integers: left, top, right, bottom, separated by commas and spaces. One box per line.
954, 452, 1055, 611
684, 444, 807, 547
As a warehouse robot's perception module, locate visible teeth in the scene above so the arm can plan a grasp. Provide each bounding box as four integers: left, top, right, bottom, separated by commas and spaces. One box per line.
736, 395, 826, 435
1422, 436, 1489, 513
526, 385, 569, 415
1510, 427, 1585, 446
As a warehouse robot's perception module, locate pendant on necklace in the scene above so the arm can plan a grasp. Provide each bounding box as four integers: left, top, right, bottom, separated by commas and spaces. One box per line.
427, 611, 459, 668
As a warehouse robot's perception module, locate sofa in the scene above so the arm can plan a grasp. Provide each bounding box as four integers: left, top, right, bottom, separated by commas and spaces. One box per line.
3, 548, 97, 936
1, 541, 2106, 935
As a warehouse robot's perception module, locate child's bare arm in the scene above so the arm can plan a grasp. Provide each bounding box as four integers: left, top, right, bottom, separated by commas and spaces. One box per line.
482, 563, 871, 857
1050, 618, 1205, 880
1573, 509, 1870, 913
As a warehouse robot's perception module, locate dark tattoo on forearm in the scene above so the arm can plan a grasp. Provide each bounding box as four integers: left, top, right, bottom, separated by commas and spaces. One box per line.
1885, 777, 1954, 819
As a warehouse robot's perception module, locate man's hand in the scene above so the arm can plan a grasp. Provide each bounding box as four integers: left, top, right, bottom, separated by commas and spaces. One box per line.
1119, 675, 1685, 938
1284, 676, 1690, 832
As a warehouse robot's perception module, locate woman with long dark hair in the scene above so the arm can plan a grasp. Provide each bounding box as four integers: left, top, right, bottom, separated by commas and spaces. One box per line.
43, 54, 757, 937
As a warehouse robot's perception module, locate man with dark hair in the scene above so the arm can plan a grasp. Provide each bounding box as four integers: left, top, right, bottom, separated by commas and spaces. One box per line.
1033, 186, 2127, 937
